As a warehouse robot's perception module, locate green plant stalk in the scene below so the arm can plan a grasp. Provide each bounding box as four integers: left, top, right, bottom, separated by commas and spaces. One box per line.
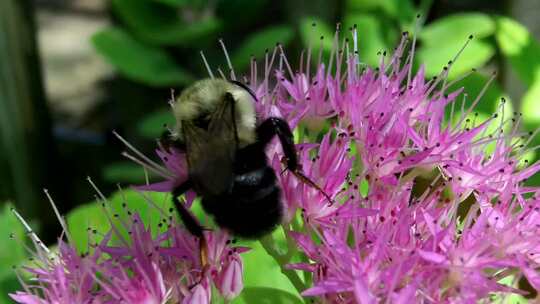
259, 233, 307, 296
290, 214, 313, 287
0, 0, 59, 224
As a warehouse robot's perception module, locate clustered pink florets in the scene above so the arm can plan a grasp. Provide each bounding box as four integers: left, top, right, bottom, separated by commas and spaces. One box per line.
11, 31, 540, 303
11, 208, 246, 303
264, 35, 540, 302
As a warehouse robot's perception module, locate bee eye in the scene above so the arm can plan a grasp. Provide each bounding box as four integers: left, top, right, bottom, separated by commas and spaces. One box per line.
193, 114, 210, 130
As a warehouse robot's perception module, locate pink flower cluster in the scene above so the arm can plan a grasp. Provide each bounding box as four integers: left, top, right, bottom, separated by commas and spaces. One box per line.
129, 30, 540, 301
12, 28, 540, 303
266, 34, 540, 302
11, 200, 246, 303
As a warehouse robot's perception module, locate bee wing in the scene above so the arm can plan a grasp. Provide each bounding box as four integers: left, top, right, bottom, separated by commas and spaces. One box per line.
183, 94, 238, 196
208, 92, 239, 149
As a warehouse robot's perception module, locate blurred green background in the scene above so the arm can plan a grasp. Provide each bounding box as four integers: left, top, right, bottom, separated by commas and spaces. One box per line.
1, 0, 540, 302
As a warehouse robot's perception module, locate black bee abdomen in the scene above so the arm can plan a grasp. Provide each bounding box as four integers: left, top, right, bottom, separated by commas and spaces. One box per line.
201, 167, 283, 238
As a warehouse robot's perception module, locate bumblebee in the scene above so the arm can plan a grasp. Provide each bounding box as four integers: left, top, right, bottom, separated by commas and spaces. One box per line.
162, 78, 329, 267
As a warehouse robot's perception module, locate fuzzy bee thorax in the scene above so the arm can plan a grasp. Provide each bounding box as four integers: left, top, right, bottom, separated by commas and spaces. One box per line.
172, 78, 257, 145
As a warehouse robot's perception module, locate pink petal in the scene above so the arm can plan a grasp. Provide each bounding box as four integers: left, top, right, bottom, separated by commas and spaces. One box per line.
418, 250, 447, 264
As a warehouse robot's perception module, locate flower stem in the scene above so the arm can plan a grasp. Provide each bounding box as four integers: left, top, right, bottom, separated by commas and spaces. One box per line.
259, 233, 307, 295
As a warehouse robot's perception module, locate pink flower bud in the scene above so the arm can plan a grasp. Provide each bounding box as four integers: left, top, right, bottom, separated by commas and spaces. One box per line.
183, 281, 211, 304
216, 257, 244, 300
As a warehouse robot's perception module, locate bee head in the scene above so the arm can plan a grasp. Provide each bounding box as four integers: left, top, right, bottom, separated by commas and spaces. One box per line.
172, 78, 257, 145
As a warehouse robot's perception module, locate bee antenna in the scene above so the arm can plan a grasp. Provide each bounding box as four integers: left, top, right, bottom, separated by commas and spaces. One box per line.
291, 170, 335, 206
229, 80, 258, 101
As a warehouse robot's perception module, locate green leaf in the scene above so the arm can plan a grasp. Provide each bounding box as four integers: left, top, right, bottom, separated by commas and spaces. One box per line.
417, 39, 494, 78
360, 178, 369, 197
136, 108, 176, 139
0, 275, 21, 303
496, 17, 540, 130
231, 25, 295, 71
150, 17, 222, 46
522, 78, 540, 124
92, 28, 194, 86
446, 73, 506, 114
232, 287, 303, 304
521, 79, 540, 165
495, 15, 540, 137
112, 0, 222, 46
299, 17, 334, 54
235, 227, 300, 298
443, 74, 512, 156
102, 162, 156, 183
491, 276, 529, 303
235, 239, 302, 302
298, 17, 335, 70
66, 201, 109, 252
420, 13, 495, 47
346, 0, 415, 26
241, 241, 287, 288
346, 0, 380, 10
66, 190, 171, 252
495, 16, 540, 87
66, 189, 211, 253
444, 73, 511, 129
0, 203, 26, 280
344, 14, 388, 67
378, 0, 416, 25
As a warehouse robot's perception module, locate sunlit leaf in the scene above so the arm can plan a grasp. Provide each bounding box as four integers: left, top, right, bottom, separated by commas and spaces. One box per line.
521, 80, 540, 169
446, 73, 507, 114
0, 204, 31, 304
360, 178, 369, 197
346, 0, 380, 10
112, 0, 222, 46
495, 16, 540, 134
92, 28, 194, 86
418, 39, 494, 78
67, 202, 110, 253
522, 78, 540, 124
420, 13, 495, 47
495, 16, 540, 87
235, 239, 301, 301
66, 189, 210, 253
344, 14, 387, 66
441, 73, 512, 157
299, 17, 334, 55
378, 0, 416, 25
346, 0, 416, 28
492, 276, 530, 303
66, 190, 170, 252
231, 25, 294, 71
232, 287, 303, 304
0, 203, 26, 280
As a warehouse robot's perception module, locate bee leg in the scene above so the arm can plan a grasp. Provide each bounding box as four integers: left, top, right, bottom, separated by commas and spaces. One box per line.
257, 117, 335, 205
256, 117, 298, 170
288, 168, 335, 205
171, 182, 209, 272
